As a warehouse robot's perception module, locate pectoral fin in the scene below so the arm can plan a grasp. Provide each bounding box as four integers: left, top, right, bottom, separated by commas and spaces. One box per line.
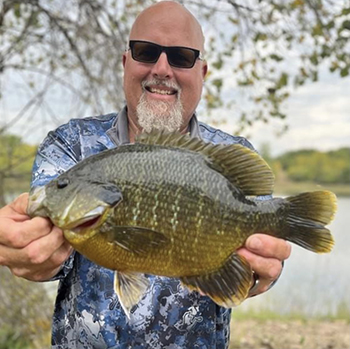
180, 253, 253, 307
106, 226, 168, 254
114, 271, 150, 318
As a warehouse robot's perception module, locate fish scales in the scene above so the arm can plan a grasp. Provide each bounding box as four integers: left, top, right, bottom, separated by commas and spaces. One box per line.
27, 131, 336, 316
107, 180, 246, 274
80, 145, 246, 272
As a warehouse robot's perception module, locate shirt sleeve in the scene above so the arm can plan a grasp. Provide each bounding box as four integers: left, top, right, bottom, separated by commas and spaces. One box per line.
31, 122, 84, 187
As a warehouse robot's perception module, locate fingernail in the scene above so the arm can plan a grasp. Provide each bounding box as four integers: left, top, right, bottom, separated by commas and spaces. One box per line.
249, 236, 262, 251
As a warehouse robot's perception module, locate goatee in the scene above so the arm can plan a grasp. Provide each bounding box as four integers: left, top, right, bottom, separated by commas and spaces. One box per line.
136, 79, 184, 133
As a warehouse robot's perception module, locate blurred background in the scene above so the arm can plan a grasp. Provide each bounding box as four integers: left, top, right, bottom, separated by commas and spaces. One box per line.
1, 1, 349, 348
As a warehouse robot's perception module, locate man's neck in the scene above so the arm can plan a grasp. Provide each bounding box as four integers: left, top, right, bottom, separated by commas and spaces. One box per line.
127, 117, 142, 143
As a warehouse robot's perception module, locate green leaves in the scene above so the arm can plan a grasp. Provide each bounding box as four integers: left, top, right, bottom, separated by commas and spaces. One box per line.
277, 148, 350, 184
13, 4, 21, 19
270, 54, 284, 62
276, 73, 288, 89
0, 134, 36, 204
340, 66, 349, 77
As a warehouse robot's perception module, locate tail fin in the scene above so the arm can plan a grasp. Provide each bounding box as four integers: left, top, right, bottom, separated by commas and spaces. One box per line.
284, 191, 336, 253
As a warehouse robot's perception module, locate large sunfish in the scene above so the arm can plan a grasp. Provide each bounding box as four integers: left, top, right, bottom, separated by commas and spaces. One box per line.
27, 132, 336, 316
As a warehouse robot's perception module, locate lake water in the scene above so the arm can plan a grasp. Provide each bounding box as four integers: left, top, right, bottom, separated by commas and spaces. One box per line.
236, 196, 350, 317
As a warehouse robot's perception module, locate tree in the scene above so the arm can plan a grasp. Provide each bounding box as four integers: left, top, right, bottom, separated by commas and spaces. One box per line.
1, 0, 349, 138
277, 147, 350, 183
0, 134, 36, 206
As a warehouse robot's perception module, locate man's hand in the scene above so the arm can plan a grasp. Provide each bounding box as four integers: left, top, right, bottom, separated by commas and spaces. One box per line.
238, 234, 292, 297
0, 193, 73, 281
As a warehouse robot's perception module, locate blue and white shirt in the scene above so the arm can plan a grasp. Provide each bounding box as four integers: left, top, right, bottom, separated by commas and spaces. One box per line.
31, 107, 257, 349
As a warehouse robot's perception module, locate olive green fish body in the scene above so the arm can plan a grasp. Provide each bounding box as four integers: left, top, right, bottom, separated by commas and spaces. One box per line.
27, 132, 336, 317
72, 146, 263, 275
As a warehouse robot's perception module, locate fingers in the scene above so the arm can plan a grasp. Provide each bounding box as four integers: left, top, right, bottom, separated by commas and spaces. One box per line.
238, 248, 283, 281
0, 216, 53, 247
0, 192, 53, 248
10, 241, 73, 281
0, 226, 66, 267
245, 234, 292, 261
237, 247, 283, 295
0, 194, 73, 282
12, 192, 30, 215
237, 234, 292, 297
2, 193, 30, 220
0, 225, 73, 281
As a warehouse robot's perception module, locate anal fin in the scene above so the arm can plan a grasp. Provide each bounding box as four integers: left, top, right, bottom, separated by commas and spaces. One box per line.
114, 271, 150, 318
180, 253, 253, 308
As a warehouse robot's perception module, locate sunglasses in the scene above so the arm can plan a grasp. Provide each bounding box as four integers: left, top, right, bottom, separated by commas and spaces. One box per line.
128, 40, 203, 69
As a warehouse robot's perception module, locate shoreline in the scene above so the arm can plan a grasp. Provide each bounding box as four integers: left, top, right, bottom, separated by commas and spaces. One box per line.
229, 319, 350, 349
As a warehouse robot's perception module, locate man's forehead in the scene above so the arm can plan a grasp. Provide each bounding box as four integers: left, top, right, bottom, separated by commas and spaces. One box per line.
130, 2, 204, 50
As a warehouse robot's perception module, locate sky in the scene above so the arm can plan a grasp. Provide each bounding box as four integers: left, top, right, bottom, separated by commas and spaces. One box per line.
220, 72, 350, 156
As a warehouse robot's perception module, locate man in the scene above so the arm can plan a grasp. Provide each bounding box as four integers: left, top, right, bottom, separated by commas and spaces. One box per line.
0, 2, 291, 348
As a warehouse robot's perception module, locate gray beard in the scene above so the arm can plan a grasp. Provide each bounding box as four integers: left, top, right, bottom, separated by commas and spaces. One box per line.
136, 90, 184, 133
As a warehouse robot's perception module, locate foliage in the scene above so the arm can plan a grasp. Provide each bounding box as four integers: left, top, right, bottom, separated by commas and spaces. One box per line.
0, 133, 36, 174
0, 0, 349, 138
0, 329, 31, 349
0, 133, 37, 206
0, 268, 54, 349
273, 147, 350, 184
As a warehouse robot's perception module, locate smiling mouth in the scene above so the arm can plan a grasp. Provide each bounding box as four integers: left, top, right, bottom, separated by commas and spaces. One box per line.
145, 86, 177, 95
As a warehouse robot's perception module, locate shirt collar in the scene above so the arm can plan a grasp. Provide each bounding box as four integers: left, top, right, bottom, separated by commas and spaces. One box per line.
106, 105, 201, 146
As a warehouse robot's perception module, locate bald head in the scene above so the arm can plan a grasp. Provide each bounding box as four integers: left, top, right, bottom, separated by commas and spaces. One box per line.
130, 1, 205, 52
123, 1, 208, 141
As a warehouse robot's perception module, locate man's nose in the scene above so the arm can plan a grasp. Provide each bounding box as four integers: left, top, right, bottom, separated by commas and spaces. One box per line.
150, 52, 173, 79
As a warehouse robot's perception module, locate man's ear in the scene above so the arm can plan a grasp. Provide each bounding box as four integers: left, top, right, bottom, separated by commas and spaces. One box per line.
202, 60, 208, 79
123, 52, 127, 68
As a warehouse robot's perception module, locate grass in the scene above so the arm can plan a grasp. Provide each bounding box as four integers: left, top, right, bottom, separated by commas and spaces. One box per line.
231, 301, 350, 323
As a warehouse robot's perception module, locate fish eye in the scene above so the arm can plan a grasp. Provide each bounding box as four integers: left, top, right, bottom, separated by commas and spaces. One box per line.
57, 177, 70, 189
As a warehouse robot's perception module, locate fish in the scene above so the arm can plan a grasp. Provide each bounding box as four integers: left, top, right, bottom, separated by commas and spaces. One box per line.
27, 132, 336, 317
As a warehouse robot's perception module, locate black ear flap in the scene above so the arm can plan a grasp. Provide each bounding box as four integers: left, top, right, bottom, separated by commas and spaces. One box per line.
96, 183, 123, 206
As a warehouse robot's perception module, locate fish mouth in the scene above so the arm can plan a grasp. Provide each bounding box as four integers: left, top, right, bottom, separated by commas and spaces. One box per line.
64, 206, 107, 234
63, 211, 106, 245
69, 214, 103, 233
27, 186, 47, 217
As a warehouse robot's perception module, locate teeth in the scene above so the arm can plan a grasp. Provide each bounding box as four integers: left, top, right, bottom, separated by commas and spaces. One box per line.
149, 88, 173, 95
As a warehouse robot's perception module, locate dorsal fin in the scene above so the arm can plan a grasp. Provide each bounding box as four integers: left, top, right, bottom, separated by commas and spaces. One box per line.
135, 131, 274, 196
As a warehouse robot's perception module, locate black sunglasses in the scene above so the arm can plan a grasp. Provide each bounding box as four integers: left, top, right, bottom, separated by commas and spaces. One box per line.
128, 40, 203, 69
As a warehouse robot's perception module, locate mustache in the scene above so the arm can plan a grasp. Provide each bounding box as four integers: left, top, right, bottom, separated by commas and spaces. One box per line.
141, 78, 181, 91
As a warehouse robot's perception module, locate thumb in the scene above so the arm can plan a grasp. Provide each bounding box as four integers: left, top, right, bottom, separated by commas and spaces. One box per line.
10, 193, 30, 216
